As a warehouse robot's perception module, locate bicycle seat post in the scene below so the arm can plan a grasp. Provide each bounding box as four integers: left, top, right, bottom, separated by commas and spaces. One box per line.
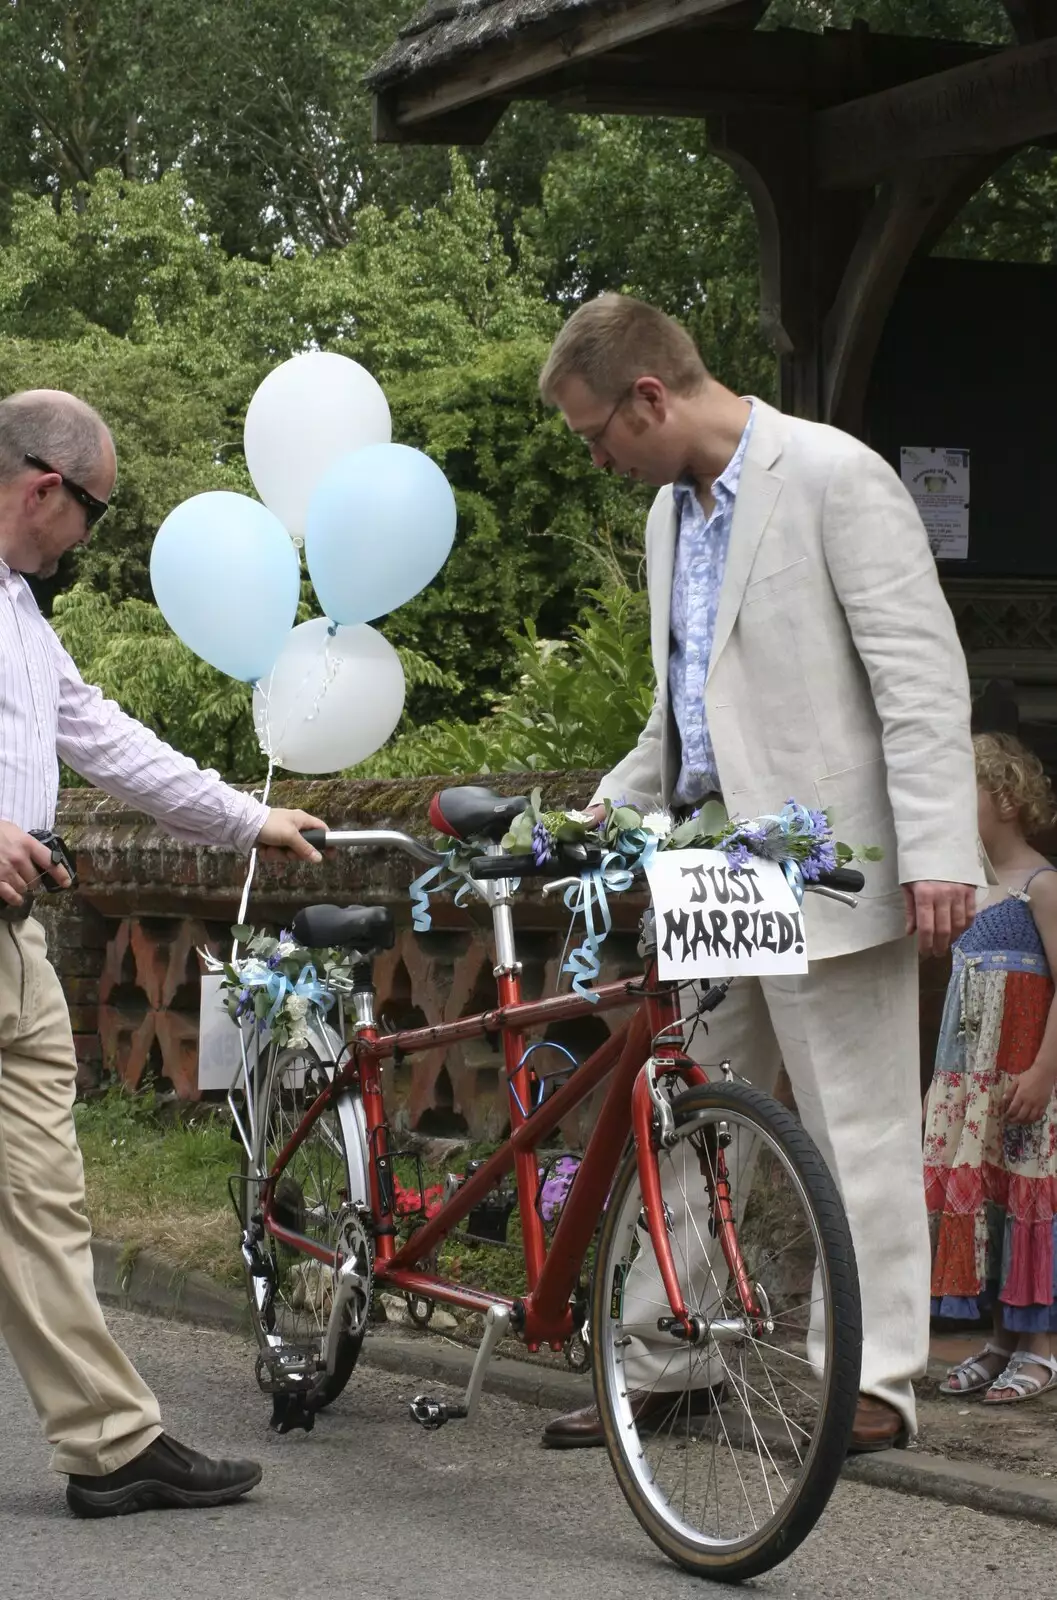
478, 842, 521, 981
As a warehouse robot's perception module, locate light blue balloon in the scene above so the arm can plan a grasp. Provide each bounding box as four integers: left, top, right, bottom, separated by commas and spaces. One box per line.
305, 442, 457, 624
150, 491, 300, 681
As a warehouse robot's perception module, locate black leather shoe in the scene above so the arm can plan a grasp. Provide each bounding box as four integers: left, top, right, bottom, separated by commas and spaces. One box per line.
66, 1433, 262, 1518
542, 1384, 726, 1449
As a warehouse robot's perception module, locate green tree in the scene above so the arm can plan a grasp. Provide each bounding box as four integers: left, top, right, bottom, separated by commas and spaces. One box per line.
524, 116, 776, 397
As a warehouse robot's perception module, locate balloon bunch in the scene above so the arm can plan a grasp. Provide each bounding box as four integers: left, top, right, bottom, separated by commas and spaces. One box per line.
149, 352, 456, 776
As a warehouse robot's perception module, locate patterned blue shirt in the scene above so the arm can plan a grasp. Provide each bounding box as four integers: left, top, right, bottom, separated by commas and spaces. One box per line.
668, 405, 755, 806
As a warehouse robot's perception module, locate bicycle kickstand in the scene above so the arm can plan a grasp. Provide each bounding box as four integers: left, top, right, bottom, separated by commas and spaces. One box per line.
408, 1304, 512, 1430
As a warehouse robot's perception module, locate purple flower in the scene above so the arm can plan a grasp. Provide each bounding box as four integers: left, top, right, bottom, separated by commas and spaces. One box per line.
539, 1156, 580, 1223
724, 841, 753, 872
531, 821, 554, 867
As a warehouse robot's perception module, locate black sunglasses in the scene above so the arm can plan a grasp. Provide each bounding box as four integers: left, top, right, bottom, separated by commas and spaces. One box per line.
24, 453, 110, 530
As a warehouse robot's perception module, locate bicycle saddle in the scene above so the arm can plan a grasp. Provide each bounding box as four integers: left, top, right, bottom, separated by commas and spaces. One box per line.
291, 903, 395, 952
428, 785, 529, 842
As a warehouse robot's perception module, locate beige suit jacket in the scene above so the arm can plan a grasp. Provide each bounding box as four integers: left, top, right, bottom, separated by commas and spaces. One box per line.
591, 399, 984, 960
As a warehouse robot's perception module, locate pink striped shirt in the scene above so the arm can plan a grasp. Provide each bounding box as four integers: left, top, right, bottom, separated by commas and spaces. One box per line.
0, 561, 268, 851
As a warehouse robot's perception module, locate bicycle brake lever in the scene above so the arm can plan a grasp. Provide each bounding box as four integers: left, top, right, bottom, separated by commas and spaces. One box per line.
541, 875, 582, 898
804, 886, 858, 909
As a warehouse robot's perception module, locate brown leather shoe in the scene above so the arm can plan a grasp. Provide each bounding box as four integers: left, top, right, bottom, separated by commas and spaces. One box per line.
847, 1395, 908, 1454
542, 1385, 725, 1449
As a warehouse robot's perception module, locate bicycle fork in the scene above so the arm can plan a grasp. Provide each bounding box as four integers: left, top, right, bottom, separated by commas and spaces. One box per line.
630, 1056, 769, 1344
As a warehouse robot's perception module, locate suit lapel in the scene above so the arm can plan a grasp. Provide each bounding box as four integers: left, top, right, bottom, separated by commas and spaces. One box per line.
707, 401, 785, 683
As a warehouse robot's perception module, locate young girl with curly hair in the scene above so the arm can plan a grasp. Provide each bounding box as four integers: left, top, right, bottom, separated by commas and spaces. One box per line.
926, 732, 1057, 1404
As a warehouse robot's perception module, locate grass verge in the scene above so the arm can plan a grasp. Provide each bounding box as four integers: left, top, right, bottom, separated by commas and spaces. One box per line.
77, 1088, 244, 1289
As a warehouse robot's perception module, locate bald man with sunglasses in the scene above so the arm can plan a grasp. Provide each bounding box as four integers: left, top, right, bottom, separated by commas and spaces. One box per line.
0, 389, 327, 1517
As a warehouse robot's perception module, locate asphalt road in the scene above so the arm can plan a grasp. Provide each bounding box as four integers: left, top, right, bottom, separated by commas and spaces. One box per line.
2, 1309, 1055, 1600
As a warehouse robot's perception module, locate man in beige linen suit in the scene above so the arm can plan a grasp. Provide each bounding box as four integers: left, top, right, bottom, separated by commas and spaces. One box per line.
537, 294, 982, 1453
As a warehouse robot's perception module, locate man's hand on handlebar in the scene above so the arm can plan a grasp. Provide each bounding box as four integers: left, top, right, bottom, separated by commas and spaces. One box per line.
0, 820, 72, 907
255, 809, 328, 864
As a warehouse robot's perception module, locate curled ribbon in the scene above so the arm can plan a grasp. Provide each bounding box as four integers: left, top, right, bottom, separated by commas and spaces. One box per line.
408, 859, 481, 933
561, 836, 658, 1002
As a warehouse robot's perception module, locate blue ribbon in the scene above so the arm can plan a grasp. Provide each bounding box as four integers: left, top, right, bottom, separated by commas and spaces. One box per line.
561, 836, 658, 1002
234, 959, 334, 1030
408, 860, 481, 932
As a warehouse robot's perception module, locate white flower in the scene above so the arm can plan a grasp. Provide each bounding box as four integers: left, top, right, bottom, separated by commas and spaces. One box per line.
565, 809, 597, 825
641, 810, 673, 840
285, 994, 311, 1021
275, 939, 299, 960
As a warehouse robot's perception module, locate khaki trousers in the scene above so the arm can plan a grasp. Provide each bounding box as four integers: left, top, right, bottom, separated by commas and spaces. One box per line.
620, 936, 928, 1434
0, 917, 162, 1475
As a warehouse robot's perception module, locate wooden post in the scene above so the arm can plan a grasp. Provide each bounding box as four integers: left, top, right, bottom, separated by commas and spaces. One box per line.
708, 112, 1003, 434
707, 110, 869, 422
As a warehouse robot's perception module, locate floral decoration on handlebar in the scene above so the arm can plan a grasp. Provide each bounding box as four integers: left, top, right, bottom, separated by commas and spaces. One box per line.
204, 927, 351, 1049
501, 791, 882, 880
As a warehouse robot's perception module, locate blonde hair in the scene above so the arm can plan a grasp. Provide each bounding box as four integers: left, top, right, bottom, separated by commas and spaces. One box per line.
974, 732, 1056, 836
539, 292, 708, 406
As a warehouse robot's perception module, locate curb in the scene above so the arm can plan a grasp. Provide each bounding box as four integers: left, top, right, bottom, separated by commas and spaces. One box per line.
93, 1239, 1057, 1527
91, 1238, 589, 1412
844, 1448, 1057, 1528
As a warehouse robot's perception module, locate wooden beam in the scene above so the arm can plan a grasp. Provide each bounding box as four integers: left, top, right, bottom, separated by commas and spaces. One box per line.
518, 28, 990, 119
816, 35, 1057, 188
379, 0, 756, 131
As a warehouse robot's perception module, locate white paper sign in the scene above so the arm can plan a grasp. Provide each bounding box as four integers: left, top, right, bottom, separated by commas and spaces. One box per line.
197, 972, 345, 1093
644, 849, 808, 980
900, 446, 970, 561
197, 972, 245, 1092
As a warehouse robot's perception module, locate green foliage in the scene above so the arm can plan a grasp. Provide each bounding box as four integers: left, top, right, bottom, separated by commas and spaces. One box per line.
359, 584, 654, 777
524, 116, 777, 399
2, 0, 1055, 791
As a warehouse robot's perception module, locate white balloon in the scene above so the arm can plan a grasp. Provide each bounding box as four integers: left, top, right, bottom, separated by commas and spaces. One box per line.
244, 352, 392, 537
253, 617, 406, 774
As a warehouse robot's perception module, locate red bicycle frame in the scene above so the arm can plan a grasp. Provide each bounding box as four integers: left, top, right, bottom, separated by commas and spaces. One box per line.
259, 949, 757, 1349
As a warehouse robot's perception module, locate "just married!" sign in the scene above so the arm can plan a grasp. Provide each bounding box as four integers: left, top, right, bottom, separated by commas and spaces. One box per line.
644, 849, 809, 980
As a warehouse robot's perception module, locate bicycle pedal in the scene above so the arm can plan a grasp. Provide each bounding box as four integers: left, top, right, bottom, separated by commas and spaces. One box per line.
408, 1394, 468, 1430
270, 1392, 317, 1435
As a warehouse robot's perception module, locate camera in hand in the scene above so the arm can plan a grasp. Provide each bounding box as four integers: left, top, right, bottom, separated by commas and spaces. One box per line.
28, 829, 77, 893
0, 829, 76, 924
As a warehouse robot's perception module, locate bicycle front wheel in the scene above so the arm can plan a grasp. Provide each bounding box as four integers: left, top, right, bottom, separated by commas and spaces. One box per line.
591, 1079, 862, 1583
241, 1045, 368, 1410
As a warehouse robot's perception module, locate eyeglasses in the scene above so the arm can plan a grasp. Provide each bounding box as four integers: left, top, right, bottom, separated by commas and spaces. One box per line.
24, 453, 110, 530
580, 385, 634, 453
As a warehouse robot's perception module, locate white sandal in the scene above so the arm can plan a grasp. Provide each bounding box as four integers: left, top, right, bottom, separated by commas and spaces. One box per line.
939, 1343, 1013, 1396
982, 1350, 1057, 1406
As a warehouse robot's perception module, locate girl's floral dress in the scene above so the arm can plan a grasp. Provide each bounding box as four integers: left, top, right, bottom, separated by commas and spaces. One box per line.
924, 869, 1057, 1332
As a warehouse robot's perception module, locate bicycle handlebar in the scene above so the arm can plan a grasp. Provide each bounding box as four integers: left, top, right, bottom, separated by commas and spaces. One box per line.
301, 829, 866, 896
300, 828, 447, 869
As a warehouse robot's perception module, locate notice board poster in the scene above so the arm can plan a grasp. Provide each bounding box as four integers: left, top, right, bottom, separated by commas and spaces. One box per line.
900, 446, 970, 561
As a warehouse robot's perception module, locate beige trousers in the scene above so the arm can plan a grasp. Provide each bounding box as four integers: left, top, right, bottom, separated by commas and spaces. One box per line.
620, 936, 928, 1434
0, 917, 162, 1475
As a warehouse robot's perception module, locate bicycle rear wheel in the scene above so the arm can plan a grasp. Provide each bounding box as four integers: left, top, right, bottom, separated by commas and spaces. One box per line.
241, 1045, 369, 1410
591, 1078, 861, 1582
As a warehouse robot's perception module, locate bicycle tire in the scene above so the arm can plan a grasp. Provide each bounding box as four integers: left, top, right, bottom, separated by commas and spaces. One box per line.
241, 1045, 366, 1411
590, 1078, 862, 1582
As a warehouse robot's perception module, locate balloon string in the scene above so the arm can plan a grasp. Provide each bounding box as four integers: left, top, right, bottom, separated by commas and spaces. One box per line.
254, 620, 341, 764
232, 755, 276, 963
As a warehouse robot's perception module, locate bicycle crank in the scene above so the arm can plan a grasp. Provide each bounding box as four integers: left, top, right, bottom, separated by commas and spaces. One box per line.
408, 1303, 511, 1431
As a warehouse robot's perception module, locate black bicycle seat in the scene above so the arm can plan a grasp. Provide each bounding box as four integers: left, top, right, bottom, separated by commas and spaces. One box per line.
428, 786, 529, 843
291, 904, 395, 952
